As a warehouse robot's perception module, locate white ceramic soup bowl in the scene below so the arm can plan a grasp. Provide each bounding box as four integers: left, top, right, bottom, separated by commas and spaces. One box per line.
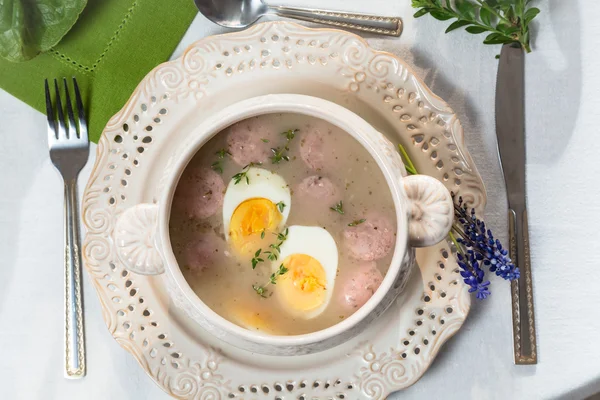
113, 94, 453, 356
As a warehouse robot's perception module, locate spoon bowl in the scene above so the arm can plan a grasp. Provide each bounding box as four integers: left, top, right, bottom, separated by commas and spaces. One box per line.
194, 0, 267, 29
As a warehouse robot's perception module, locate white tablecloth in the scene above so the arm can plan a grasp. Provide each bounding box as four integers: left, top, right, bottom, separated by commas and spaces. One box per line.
1, 1, 599, 399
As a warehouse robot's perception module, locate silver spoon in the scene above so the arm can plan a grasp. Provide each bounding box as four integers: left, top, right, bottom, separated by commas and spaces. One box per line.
194, 0, 402, 37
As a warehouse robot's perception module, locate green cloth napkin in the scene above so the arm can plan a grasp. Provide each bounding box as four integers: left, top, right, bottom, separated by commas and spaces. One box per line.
0, 0, 197, 143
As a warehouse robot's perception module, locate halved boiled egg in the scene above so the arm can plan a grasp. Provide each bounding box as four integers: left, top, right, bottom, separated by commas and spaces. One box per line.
274, 225, 338, 319
223, 167, 291, 257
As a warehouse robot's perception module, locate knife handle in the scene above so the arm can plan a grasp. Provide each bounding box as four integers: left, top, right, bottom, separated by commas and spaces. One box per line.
508, 208, 537, 364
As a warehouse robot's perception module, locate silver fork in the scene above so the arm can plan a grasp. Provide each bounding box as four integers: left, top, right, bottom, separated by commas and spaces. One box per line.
45, 78, 89, 379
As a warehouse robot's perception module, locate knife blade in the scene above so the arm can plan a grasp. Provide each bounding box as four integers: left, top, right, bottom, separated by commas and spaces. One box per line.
495, 44, 537, 365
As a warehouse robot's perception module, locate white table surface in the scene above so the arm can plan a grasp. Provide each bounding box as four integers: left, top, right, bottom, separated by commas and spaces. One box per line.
1, 1, 599, 399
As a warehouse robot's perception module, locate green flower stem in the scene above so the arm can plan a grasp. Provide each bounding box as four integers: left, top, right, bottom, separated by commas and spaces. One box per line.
398, 144, 418, 175
448, 231, 466, 258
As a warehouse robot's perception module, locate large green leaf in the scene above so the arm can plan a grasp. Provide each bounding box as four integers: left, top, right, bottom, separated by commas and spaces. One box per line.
445, 19, 470, 33
0, 0, 87, 62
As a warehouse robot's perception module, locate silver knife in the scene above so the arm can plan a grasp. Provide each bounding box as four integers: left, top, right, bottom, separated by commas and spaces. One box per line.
495, 43, 537, 365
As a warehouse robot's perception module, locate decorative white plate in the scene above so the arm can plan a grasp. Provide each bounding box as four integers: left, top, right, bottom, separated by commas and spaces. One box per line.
82, 22, 486, 399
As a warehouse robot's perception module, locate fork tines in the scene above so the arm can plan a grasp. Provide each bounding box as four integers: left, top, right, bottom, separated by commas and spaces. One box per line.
45, 78, 88, 143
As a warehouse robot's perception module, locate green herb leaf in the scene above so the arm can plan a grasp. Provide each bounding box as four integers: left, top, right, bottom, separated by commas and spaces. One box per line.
211, 161, 223, 174
215, 148, 231, 159
276, 201, 286, 213
465, 26, 488, 34
276, 228, 289, 241
233, 162, 259, 185
270, 129, 298, 164
496, 23, 519, 35
252, 284, 267, 298
455, 0, 475, 19
283, 129, 298, 140
479, 7, 492, 25
524, 7, 540, 25
211, 149, 231, 174
0, 0, 88, 62
430, 10, 454, 21
413, 8, 430, 18
445, 20, 471, 33
232, 173, 243, 184
256, 228, 289, 267
254, 263, 289, 296
330, 200, 344, 215
348, 219, 366, 227
278, 264, 289, 275
483, 33, 512, 45
251, 249, 264, 270
268, 264, 289, 285
504, 5, 515, 23
261, 138, 269, 143
270, 148, 289, 164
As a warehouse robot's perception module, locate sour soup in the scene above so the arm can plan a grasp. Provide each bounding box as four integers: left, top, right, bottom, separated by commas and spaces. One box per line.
169, 113, 397, 335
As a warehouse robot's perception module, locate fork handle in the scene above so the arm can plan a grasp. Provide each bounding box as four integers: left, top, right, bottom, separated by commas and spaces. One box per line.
509, 208, 537, 364
268, 5, 402, 36
64, 178, 86, 378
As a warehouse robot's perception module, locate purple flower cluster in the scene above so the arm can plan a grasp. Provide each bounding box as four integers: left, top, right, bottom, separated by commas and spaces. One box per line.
457, 252, 490, 299
453, 196, 520, 299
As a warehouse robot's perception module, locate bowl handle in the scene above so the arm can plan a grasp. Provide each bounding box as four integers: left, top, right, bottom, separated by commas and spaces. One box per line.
403, 175, 454, 248
113, 204, 165, 275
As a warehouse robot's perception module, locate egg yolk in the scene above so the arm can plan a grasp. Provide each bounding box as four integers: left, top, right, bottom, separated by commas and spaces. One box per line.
278, 254, 327, 312
229, 198, 282, 255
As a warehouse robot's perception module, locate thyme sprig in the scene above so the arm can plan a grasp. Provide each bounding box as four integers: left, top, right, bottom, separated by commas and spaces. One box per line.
249, 228, 289, 269
211, 148, 231, 174
330, 200, 344, 215
348, 218, 366, 227
253, 264, 289, 298
232, 162, 261, 185
270, 129, 298, 164
264, 228, 289, 261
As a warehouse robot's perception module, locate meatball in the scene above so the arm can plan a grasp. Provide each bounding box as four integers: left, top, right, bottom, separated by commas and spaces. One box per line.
173, 167, 225, 219
339, 262, 384, 311
182, 232, 224, 274
299, 127, 334, 171
343, 213, 395, 261
226, 118, 276, 166
296, 175, 339, 204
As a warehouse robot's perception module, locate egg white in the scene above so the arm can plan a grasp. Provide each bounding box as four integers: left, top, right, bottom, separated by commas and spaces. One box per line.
222, 167, 291, 241
274, 225, 339, 319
